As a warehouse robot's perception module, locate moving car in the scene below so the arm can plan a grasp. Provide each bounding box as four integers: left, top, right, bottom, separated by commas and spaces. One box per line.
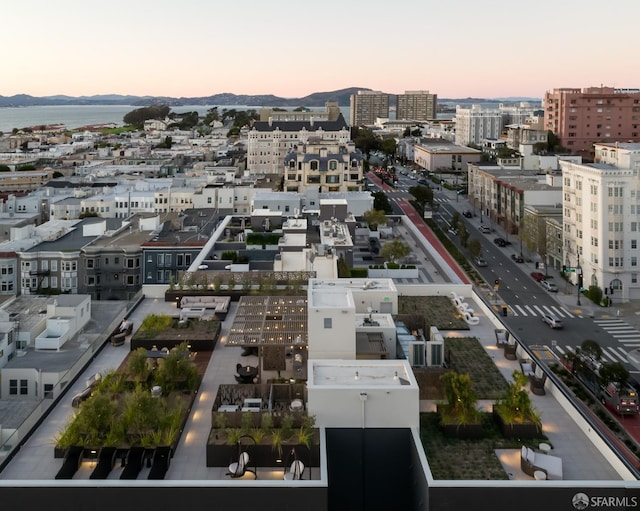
542, 314, 563, 329
511, 254, 524, 263
417, 178, 428, 185
541, 280, 559, 292
462, 210, 473, 218
474, 256, 488, 267
493, 237, 507, 247
479, 225, 491, 233
448, 227, 458, 236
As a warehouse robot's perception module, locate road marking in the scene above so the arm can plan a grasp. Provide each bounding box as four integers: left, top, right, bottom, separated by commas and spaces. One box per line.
525, 305, 537, 316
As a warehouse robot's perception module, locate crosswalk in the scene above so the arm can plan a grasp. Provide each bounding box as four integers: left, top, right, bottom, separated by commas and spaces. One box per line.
509, 303, 582, 319
540, 318, 640, 365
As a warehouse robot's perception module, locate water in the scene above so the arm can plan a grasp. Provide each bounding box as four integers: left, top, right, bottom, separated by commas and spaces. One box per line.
0, 105, 352, 133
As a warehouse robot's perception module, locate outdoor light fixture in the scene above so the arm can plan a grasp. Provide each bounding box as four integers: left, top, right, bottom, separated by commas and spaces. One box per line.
354, 371, 359, 380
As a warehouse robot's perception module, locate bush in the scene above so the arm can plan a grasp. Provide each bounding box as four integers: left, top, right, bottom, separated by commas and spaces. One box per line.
221, 250, 237, 262
350, 267, 368, 278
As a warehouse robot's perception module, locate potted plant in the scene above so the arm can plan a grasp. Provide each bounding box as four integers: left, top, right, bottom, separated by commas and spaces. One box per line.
493, 370, 542, 438
437, 372, 483, 438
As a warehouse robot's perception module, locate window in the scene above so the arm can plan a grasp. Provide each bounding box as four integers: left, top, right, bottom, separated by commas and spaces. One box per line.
9, 379, 17, 395
126, 275, 135, 285
86, 259, 94, 269
323, 318, 332, 329
633, 240, 637, 249
633, 274, 638, 284
20, 379, 28, 395
44, 384, 54, 399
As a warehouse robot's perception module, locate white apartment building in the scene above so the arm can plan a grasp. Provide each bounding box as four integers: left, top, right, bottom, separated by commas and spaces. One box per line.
560, 143, 640, 302
455, 104, 502, 146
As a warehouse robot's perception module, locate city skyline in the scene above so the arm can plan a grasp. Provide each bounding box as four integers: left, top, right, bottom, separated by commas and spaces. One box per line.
2, 0, 640, 100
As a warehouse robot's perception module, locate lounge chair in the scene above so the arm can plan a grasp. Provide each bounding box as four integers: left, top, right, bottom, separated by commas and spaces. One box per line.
227, 451, 250, 478
89, 447, 117, 479
283, 460, 305, 480
120, 447, 145, 480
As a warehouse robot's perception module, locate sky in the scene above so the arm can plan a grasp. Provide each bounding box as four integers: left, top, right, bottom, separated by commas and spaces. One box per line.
2, 0, 639, 100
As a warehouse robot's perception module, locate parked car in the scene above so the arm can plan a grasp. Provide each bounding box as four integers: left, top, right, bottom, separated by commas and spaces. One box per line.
474, 256, 488, 267
479, 225, 492, 233
417, 178, 428, 185
511, 254, 524, 263
448, 227, 458, 236
530, 271, 546, 282
541, 280, 559, 292
542, 314, 563, 329
462, 210, 473, 218
493, 237, 507, 247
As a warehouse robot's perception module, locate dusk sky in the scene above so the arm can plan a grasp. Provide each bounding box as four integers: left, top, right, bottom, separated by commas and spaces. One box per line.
3, 0, 639, 100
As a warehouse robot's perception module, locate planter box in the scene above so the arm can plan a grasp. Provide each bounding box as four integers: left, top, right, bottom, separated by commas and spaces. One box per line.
492, 407, 542, 439
206, 435, 320, 468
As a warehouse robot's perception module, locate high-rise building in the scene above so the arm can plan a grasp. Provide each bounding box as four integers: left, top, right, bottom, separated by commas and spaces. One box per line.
349, 90, 390, 127
396, 90, 437, 121
560, 142, 640, 302
454, 104, 502, 146
544, 87, 640, 156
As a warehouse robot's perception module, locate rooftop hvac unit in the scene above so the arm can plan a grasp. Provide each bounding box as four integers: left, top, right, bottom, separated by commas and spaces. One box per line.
408, 341, 426, 368
427, 340, 444, 367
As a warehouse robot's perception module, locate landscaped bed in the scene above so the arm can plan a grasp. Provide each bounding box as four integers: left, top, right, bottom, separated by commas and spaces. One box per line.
398, 295, 469, 331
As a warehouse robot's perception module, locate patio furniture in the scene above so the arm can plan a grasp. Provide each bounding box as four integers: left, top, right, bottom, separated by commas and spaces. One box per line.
283, 460, 305, 480
227, 451, 250, 478
55, 446, 84, 480
148, 446, 171, 480
120, 447, 145, 480
89, 447, 117, 479
236, 364, 258, 383
520, 446, 563, 480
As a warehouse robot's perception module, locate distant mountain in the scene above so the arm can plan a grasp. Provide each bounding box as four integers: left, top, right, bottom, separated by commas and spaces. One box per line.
0, 88, 370, 108
0, 90, 542, 109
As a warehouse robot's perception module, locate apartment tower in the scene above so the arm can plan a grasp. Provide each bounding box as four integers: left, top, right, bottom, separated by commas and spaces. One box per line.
544, 86, 640, 156
396, 90, 437, 121
349, 90, 390, 127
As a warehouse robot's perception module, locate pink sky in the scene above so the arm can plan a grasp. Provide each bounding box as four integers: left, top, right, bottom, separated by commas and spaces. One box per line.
2, 0, 639, 100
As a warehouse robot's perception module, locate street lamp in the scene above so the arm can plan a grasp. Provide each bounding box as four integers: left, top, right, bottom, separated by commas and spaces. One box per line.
576, 253, 582, 306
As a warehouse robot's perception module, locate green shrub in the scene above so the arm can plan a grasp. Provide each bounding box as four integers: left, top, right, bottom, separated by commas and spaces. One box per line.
221, 250, 237, 262
350, 267, 368, 278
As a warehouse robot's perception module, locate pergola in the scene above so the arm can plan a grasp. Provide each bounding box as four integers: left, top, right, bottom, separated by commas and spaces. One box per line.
226, 296, 309, 378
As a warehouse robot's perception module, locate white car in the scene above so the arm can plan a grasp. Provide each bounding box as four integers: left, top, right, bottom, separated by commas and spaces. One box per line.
542, 314, 563, 329
541, 280, 558, 292
479, 225, 491, 234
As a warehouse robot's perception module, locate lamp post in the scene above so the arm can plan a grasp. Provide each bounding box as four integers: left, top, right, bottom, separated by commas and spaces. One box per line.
576, 253, 582, 306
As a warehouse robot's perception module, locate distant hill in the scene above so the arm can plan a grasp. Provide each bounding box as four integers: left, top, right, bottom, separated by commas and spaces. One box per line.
0, 88, 371, 108
0, 90, 541, 109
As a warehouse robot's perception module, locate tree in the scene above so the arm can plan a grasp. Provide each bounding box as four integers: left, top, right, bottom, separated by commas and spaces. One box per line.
467, 238, 481, 258
371, 191, 392, 214
380, 239, 410, 263
409, 185, 433, 213
580, 339, 603, 361
123, 105, 171, 129
0, 164, 10, 172
458, 223, 470, 247
450, 212, 461, 230
352, 127, 380, 158
203, 107, 219, 125
379, 138, 397, 160
362, 209, 387, 230
599, 362, 630, 387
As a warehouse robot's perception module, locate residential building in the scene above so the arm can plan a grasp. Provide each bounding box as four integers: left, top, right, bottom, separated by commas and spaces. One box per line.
248, 105, 350, 175
455, 104, 502, 146
560, 142, 640, 302
17, 218, 119, 295
413, 140, 482, 174
467, 164, 562, 236
349, 90, 390, 127
543, 86, 640, 157
396, 90, 437, 122
142, 209, 219, 286
521, 203, 563, 268
282, 141, 364, 193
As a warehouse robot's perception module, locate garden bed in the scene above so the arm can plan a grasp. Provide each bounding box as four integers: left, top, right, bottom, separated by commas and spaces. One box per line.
398, 295, 469, 331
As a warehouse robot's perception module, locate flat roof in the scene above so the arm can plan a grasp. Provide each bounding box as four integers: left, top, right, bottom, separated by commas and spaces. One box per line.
309, 360, 415, 387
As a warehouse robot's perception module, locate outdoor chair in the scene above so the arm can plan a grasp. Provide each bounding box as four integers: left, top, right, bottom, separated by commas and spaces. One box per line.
227, 451, 250, 478
283, 459, 305, 480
